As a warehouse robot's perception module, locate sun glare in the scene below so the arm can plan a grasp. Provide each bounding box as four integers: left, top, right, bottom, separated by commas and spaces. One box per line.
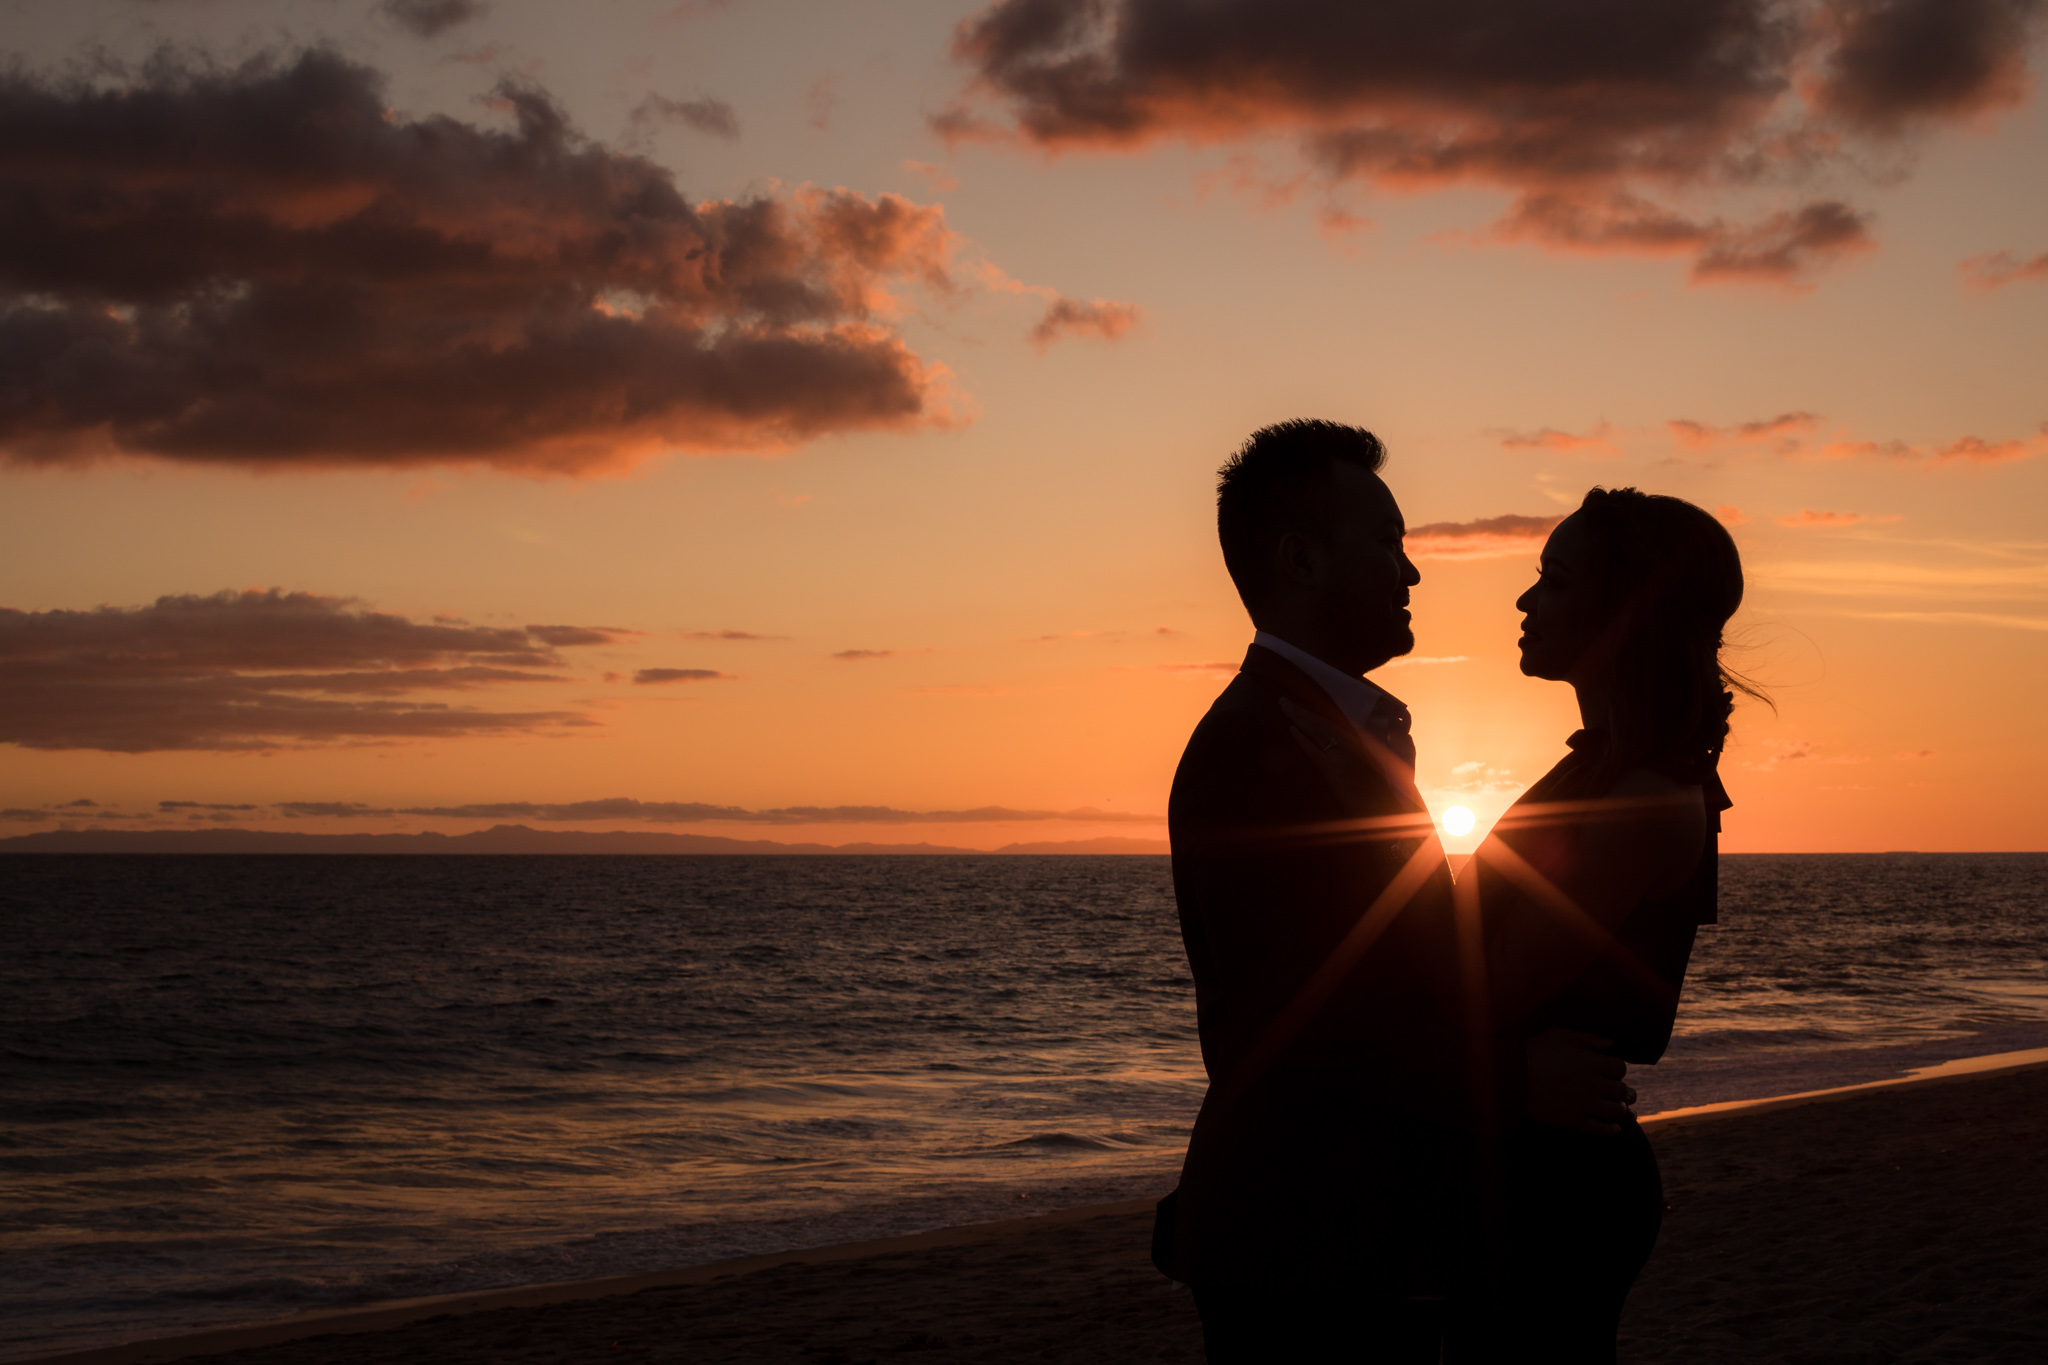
1442, 805, 1476, 838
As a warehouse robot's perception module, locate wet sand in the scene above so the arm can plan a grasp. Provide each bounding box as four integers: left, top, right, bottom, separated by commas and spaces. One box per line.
33, 1062, 2048, 1365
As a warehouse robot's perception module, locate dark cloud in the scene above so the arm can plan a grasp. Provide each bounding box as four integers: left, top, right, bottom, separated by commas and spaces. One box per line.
0, 50, 960, 473
280, 801, 397, 818
1495, 194, 1874, 283
287, 798, 1160, 824
2, 807, 51, 821
379, 0, 489, 40
632, 667, 733, 684
1028, 296, 1140, 349
682, 629, 779, 640
1405, 513, 1565, 561
833, 648, 910, 660
942, 0, 2045, 280
160, 800, 259, 810
0, 588, 603, 751
526, 624, 633, 646
1813, 0, 2043, 133
630, 93, 741, 140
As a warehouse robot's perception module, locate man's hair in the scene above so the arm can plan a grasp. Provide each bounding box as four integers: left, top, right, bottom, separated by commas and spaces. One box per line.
1215, 420, 1387, 606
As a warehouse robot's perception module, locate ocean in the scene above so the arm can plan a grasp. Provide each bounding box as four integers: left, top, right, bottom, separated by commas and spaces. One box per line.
3, 853, 2045, 1361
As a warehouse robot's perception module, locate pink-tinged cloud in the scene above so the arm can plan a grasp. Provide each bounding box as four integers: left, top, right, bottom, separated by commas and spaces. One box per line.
1817, 428, 2046, 464
941, 0, 2043, 281
1776, 508, 1902, 527
1029, 297, 1142, 350
1498, 424, 1617, 456
0, 51, 966, 474
632, 667, 733, 684
0, 589, 614, 751
1405, 513, 1564, 561
1493, 195, 1873, 284
1961, 249, 2048, 289
682, 629, 781, 641
1714, 505, 1749, 526
1669, 412, 1821, 451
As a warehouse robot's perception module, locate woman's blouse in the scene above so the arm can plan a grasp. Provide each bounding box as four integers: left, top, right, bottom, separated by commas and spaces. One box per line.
1506, 729, 1732, 1064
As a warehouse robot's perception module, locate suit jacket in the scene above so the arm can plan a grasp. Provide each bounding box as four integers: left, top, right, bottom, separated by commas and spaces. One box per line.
1156, 643, 1473, 1291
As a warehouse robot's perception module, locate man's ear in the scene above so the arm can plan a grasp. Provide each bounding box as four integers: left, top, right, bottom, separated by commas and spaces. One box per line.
1273, 529, 1325, 588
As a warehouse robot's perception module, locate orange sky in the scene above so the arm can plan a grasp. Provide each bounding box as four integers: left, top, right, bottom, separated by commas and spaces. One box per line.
3, 0, 2045, 852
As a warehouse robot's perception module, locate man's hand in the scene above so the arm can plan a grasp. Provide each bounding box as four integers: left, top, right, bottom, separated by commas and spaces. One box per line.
1524, 1028, 1636, 1135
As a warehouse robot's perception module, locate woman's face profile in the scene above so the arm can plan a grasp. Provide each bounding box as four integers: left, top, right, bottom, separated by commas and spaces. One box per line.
1515, 514, 1608, 683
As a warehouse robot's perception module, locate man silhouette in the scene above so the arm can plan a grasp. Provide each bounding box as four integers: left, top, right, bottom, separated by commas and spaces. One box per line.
1152, 420, 1475, 1361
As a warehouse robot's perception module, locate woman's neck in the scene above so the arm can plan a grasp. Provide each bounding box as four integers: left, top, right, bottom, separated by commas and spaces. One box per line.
1570, 677, 1612, 733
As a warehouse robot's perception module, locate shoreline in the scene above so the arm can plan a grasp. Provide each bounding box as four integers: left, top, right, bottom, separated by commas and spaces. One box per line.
24, 1047, 2048, 1365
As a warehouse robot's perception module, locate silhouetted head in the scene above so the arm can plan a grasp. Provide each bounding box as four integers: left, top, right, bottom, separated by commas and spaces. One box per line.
1216, 419, 1420, 675
1516, 487, 1759, 776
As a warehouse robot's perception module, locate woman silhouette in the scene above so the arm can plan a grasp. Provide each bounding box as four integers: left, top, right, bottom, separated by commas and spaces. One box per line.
1457, 486, 1757, 1360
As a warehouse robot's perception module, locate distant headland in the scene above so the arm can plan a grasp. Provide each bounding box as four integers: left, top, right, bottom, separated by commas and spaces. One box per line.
0, 825, 1169, 856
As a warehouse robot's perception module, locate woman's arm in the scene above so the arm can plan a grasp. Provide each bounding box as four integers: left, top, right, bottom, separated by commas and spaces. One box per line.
1475, 767, 1706, 1024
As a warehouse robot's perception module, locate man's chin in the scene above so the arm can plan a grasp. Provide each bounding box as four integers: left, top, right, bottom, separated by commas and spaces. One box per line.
1363, 627, 1417, 674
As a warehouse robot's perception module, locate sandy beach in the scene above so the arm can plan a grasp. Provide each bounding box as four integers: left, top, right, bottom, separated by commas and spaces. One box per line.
31, 1061, 2047, 1365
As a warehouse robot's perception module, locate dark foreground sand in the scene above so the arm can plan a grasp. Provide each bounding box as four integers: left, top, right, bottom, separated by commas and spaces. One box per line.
41, 1064, 2048, 1365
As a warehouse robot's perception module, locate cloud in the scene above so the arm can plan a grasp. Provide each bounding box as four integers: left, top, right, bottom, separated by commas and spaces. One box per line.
1497, 424, 1617, 456
681, 629, 779, 641
1028, 296, 1142, 350
280, 797, 1161, 824
1492, 195, 1874, 284
1669, 412, 1821, 452
380, 0, 488, 39
632, 667, 733, 684
1405, 512, 1563, 560
903, 160, 961, 193
1159, 661, 1240, 674
629, 93, 741, 141
1962, 249, 2048, 289
0, 51, 965, 474
160, 800, 259, 810
0, 588, 606, 751
1672, 416, 2045, 465
526, 624, 635, 646
832, 648, 929, 660
807, 74, 838, 131
941, 0, 2045, 281
1776, 508, 1902, 527
1377, 655, 1471, 668
1715, 505, 1750, 526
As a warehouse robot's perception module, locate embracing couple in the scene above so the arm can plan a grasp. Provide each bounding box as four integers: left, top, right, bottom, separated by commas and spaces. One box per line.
1153, 420, 1748, 1362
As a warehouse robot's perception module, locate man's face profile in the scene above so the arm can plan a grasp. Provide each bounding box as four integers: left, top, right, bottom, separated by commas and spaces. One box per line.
1271, 462, 1419, 674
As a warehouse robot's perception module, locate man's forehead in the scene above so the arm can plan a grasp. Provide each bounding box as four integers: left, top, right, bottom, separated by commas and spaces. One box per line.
1329, 461, 1403, 522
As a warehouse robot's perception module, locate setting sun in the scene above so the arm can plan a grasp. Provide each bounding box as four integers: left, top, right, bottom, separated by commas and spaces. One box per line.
1442, 805, 1477, 838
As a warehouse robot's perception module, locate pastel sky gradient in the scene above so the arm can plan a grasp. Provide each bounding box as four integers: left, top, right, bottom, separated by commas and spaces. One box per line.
3, 0, 2045, 852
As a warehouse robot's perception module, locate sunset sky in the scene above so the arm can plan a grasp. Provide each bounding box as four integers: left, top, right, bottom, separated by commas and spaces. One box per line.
3, 0, 2044, 853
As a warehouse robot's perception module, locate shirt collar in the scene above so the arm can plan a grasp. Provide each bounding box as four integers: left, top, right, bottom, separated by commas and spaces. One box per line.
1251, 629, 1403, 732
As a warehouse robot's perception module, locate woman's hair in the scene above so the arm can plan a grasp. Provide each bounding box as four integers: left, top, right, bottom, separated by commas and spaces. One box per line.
1571, 487, 1765, 781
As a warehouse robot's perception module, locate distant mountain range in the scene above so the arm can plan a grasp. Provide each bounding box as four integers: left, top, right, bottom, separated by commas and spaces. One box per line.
0, 824, 1169, 856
